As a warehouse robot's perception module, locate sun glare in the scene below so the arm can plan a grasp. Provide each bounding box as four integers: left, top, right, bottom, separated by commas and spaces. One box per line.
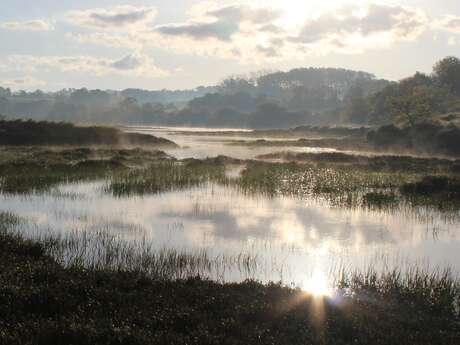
301, 269, 333, 297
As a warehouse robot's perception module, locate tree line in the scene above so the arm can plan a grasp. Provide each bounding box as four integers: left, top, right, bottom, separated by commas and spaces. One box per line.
1, 58, 459, 129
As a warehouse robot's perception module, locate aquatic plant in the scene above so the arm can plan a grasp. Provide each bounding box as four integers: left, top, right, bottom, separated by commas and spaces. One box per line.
107, 160, 227, 196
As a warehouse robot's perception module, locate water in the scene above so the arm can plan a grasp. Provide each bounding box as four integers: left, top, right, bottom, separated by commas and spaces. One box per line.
1, 126, 459, 287
1, 180, 459, 285
124, 126, 338, 160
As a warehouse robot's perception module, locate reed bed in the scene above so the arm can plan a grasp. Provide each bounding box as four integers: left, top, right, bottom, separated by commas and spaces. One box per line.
107, 160, 227, 196
1, 212, 459, 309
0, 214, 257, 281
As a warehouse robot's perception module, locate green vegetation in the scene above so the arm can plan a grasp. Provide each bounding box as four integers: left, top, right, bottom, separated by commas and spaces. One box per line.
256, 152, 458, 173
107, 160, 227, 197
236, 161, 415, 206
232, 155, 460, 210
0, 148, 171, 194
2, 146, 459, 212
366, 119, 460, 157
400, 176, 460, 210
3, 218, 256, 280
231, 136, 371, 152
0, 119, 177, 146
0, 213, 459, 345
230, 117, 460, 158
342, 56, 460, 125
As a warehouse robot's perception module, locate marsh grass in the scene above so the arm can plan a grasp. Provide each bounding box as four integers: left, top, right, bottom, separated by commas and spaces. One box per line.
1, 143, 459, 212
231, 162, 418, 207
0, 147, 173, 195
107, 160, 227, 196
0, 164, 112, 194
100, 157, 460, 215
337, 266, 460, 319
1, 214, 258, 281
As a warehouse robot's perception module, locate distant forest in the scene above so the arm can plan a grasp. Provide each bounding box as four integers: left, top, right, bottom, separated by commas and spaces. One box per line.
1, 56, 459, 129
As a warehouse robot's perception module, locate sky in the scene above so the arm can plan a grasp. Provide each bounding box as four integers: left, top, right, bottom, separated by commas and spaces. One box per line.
0, 0, 459, 91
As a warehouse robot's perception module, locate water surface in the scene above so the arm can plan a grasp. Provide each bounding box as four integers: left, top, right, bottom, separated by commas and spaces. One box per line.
125, 126, 338, 160
1, 180, 459, 285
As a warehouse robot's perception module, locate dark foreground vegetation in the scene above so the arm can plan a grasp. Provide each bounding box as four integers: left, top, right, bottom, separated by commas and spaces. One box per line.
1, 218, 459, 345
0, 120, 176, 147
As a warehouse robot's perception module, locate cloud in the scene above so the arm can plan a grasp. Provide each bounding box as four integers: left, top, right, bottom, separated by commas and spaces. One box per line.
156, 21, 238, 42
66, 5, 157, 29
155, 3, 282, 42
0, 76, 47, 89
150, 2, 426, 60
291, 3, 426, 54
434, 15, 460, 34
65, 1, 427, 63
0, 53, 168, 77
0, 19, 54, 31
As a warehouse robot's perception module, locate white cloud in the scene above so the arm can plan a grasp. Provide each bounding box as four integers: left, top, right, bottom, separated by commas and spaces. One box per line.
155, 3, 282, 42
0, 53, 168, 77
152, 2, 426, 60
434, 15, 460, 34
65, 1, 428, 63
66, 5, 157, 29
0, 19, 54, 31
291, 3, 427, 54
0, 76, 47, 89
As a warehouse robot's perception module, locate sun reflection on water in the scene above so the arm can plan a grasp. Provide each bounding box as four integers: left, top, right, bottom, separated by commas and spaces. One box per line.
301, 269, 333, 297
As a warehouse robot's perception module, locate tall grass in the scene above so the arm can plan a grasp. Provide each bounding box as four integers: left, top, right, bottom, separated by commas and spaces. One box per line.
1, 214, 257, 281
337, 266, 460, 318
107, 160, 227, 196
0, 164, 112, 194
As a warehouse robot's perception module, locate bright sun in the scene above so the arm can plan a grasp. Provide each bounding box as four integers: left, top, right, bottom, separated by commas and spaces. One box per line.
301, 269, 333, 297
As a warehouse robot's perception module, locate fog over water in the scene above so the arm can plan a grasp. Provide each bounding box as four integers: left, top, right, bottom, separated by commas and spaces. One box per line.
126, 126, 339, 160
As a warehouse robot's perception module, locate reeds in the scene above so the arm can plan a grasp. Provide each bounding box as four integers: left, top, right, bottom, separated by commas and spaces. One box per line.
107, 160, 227, 196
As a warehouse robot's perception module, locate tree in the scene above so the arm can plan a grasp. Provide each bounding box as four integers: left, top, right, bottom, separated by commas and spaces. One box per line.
342, 97, 371, 124
390, 85, 440, 126
432, 56, 460, 96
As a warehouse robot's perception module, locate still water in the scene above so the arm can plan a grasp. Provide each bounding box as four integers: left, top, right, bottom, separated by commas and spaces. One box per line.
1, 181, 459, 284
1, 127, 459, 287
125, 126, 338, 160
